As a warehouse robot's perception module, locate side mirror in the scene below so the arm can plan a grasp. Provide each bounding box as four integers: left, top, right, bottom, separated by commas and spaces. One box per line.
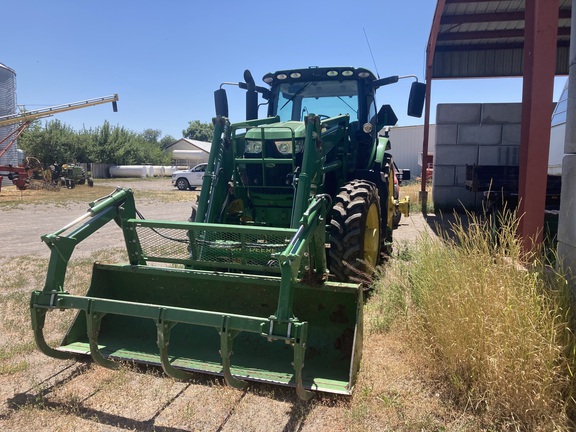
214, 88, 229, 117
244, 70, 258, 121
246, 91, 258, 120
243, 69, 255, 91
407, 82, 426, 117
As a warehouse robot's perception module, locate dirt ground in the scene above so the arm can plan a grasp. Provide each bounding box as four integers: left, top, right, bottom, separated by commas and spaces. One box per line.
0, 180, 467, 432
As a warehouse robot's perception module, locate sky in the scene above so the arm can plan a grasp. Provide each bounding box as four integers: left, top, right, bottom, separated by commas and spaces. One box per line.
1, 1, 567, 141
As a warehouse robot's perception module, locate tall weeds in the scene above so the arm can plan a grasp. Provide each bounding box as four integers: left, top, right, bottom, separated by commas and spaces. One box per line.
373, 210, 576, 430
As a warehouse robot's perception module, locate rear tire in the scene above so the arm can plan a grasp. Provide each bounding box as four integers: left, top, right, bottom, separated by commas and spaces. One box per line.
329, 180, 382, 282
176, 178, 190, 191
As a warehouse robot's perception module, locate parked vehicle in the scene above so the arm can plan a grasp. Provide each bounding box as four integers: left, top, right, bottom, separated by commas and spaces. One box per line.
171, 163, 207, 190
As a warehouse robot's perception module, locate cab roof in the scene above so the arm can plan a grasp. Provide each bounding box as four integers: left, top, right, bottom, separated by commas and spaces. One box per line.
262, 67, 377, 86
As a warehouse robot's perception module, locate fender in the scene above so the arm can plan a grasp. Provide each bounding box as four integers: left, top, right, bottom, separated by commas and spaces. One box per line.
373, 135, 391, 168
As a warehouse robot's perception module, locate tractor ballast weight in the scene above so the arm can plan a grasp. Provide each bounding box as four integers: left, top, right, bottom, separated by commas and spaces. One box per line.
31, 67, 425, 399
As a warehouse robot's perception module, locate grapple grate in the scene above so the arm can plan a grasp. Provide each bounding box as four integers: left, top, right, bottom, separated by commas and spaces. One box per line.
135, 224, 292, 269
136, 226, 191, 260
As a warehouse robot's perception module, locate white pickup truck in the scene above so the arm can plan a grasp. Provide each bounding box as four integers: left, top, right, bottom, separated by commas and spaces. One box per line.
171, 163, 207, 190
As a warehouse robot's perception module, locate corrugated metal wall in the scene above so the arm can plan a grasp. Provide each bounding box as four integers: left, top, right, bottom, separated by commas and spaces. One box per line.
387, 125, 436, 178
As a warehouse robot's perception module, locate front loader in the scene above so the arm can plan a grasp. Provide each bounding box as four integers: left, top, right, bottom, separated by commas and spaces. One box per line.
30, 67, 425, 400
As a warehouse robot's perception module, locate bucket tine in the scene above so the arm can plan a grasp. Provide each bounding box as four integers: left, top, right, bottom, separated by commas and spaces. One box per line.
293, 322, 314, 401
30, 304, 74, 360
86, 306, 119, 370
220, 318, 247, 390
156, 320, 196, 380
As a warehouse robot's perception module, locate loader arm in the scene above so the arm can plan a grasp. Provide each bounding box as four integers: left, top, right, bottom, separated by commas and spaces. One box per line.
40, 188, 139, 295
31, 188, 138, 360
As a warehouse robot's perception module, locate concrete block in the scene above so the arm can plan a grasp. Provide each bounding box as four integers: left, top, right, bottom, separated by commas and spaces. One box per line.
481, 103, 523, 124
433, 186, 478, 212
478, 145, 520, 165
502, 124, 522, 146
455, 165, 468, 186
437, 104, 481, 125
435, 145, 478, 166
564, 124, 576, 154
435, 124, 458, 145
557, 241, 576, 288
458, 124, 502, 145
432, 165, 455, 187
499, 146, 520, 165
558, 154, 576, 247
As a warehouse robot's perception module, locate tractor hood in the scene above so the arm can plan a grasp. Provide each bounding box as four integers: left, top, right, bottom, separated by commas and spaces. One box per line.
245, 120, 306, 140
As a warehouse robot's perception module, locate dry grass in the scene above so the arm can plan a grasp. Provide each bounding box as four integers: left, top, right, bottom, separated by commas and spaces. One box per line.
372, 210, 576, 430
0, 178, 192, 208
399, 180, 434, 214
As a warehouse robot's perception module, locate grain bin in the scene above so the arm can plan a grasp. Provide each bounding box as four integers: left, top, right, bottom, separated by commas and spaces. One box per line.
0, 63, 17, 166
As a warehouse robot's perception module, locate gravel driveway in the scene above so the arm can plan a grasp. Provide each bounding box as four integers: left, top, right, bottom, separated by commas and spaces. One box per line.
0, 179, 195, 260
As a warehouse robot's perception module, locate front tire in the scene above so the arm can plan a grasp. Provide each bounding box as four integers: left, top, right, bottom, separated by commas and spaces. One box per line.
329, 180, 382, 282
176, 178, 190, 191
392, 208, 402, 228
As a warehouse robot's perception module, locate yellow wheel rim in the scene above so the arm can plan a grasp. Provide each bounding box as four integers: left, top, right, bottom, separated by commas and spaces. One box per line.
387, 172, 395, 229
364, 203, 380, 267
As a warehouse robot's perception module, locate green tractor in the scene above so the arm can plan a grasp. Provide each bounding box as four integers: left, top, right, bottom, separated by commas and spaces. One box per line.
50, 163, 94, 188
30, 67, 425, 400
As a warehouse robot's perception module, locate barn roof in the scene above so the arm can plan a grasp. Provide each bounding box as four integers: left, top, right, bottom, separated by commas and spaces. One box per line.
428, 0, 571, 78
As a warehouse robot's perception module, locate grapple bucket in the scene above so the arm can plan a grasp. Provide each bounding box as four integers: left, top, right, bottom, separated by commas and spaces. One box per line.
48, 264, 362, 394
31, 189, 363, 399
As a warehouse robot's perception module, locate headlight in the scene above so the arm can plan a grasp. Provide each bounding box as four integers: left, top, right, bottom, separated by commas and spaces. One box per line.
245, 140, 263, 154
275, 139, 303, 155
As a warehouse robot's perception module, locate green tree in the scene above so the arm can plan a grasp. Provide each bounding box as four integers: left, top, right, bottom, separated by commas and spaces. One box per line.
18, 120, 77, 166
182, 120, 214, 142
19, 119, 173, 166
141, 128, 162, 144
159, 134, 176, 149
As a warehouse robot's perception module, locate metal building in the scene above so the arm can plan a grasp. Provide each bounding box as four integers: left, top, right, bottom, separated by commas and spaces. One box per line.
0, 62, 17, 166
388, 125, 436, 179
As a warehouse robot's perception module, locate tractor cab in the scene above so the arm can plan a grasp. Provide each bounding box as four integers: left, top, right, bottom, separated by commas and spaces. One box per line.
209, 67, 424, 230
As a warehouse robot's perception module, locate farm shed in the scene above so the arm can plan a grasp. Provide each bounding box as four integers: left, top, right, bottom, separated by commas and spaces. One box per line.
164, 138, 210, 167
425, 0, 573, 268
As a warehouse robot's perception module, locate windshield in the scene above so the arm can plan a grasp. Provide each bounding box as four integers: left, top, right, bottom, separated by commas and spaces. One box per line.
274, 80, 359, 122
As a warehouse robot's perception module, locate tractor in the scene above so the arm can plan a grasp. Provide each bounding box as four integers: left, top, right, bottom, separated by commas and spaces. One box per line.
50, 163, 94, 188
30, 67, 425, 400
